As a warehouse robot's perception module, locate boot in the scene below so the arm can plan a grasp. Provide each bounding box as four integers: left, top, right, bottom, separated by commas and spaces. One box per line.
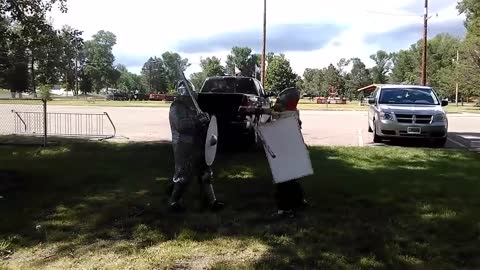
201, 183, 225, 212
168, 182, 187, 213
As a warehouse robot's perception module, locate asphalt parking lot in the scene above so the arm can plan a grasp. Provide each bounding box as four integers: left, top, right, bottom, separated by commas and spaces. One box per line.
46, 106, 480, 151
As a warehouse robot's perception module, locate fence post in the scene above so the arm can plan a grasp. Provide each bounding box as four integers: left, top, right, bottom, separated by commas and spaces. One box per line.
43, 99, 47, 147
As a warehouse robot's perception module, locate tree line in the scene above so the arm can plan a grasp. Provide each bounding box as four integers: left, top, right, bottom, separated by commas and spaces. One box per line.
189, 0, 480, 101
0, 0, 194, 98
1, 0, 479, 102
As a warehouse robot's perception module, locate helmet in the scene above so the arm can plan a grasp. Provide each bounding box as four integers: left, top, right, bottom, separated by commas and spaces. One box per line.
274, 87, 300, 111
176, 81, 189, 96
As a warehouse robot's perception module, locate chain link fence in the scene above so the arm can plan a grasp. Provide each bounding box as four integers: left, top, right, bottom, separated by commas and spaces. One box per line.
0, 98, 47, 146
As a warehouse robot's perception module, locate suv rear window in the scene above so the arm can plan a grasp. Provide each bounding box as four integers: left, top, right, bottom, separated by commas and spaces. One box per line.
201, 78, 258, 95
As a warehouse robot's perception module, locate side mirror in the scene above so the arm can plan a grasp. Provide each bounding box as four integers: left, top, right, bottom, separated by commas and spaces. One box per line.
368, 98, 376, 105
441, 100, 448, 107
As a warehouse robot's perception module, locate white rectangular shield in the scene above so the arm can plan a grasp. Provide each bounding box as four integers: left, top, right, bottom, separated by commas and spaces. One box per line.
257, 115, 314, 184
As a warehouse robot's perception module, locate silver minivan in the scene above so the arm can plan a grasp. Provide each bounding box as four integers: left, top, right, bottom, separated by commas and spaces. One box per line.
367, 84, 449, 147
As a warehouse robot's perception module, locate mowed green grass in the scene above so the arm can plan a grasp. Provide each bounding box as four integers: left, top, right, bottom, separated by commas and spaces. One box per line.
1, 141, 480, 269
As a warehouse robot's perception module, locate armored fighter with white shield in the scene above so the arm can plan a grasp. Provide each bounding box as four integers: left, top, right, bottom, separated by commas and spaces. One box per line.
240, 87, 311, 217
168, 80, 224, 213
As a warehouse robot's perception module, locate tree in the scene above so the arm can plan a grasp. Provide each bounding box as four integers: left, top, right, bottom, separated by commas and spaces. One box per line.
83, 30, 117, 92
390, 48, 419, 84
370, 50, 393, 84
265, 54, 297, 92
141, 57, 168, 93
225, 47, 259, 77
79, 70, 93, 94
59, 25, 84, 95
161, 51, 190, 91
456, 0, 480, 99
190, 72, 207, 91
322, 64, 344, 97
457, 0, 480, 24
35, 27, 65, 86
1, 0, 68, 26
0, 17, 9, 88
302, 68, 324, 96
346, 57, 372, 99
5, 24, 30, 96
199, 56, 225, 77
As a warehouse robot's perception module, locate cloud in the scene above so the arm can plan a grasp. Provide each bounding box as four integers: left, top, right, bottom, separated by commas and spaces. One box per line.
174, 23, 345, 54
114, 53, 147, 68
400, 0, 458, 14
364, 19, 466, 52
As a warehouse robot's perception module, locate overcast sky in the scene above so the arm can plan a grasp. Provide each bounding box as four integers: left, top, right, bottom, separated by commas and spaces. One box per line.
49, 0, 465, 76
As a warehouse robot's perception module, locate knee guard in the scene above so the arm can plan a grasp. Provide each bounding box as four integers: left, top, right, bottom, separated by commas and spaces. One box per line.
199, 167, 213, 184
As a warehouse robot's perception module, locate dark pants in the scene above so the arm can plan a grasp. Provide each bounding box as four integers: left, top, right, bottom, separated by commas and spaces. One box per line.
274, 180, 305, 211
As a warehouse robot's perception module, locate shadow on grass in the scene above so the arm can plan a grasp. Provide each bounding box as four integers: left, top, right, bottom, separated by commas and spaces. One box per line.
1, 140, 480, 269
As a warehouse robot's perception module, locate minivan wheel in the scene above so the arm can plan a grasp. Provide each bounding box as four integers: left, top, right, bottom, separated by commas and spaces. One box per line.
432, 137, 447, 148
373, 121, 382, 143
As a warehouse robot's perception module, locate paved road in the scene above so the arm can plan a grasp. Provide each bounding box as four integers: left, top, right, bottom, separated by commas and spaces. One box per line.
47, 106, 480, 151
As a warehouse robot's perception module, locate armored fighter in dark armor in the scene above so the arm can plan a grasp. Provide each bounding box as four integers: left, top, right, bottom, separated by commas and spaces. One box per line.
168, 81, 224, 212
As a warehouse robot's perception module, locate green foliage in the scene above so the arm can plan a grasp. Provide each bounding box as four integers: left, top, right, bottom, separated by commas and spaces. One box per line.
83, 30, 117, 92
390, 48, 419, 84
345, 58, 372, 99
200, 56, 225, 77
302, 68, 324, 96
190, 72, 207, 90
456, 0, 480, 99
38, 84, 52, 100
265, 54, 297, 92
188, 56, 226, 90
370, 50, 393, 84
323, 64, 345, 96
161, 51, 190, 90
141, 57, 168, 93
225, 47, 259, 77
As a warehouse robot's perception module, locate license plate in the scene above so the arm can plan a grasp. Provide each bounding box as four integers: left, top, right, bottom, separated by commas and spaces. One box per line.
407, 127, 421, 134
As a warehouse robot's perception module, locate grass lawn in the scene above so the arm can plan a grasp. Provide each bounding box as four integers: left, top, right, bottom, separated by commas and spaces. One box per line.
48, 99, 172, 108
1, 96, 479, 113
1, 141, 480, 269
297, 99, 480, 113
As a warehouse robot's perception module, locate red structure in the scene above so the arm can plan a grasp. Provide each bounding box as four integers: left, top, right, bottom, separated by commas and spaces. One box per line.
315, 86, 347, 104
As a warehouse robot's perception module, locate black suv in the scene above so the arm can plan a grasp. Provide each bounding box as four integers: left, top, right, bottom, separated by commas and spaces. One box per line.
196, 76, 272, 144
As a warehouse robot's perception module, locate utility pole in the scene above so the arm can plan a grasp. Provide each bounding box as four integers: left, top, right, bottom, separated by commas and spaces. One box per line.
31, 53, 36, 97
74, 53, 79, 98
149, 64, 152, 93
421, 0, 428, 86
261, 0, 266, 88
455, 49, 459, 106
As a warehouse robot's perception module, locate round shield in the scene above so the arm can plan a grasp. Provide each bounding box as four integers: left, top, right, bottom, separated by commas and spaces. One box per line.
205, 115, 218, 166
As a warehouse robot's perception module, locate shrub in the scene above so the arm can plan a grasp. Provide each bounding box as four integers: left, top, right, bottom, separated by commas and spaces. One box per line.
38, 85, 52, 101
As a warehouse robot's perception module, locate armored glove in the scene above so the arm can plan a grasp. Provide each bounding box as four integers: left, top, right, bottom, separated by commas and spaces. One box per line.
196, 112, 210, 126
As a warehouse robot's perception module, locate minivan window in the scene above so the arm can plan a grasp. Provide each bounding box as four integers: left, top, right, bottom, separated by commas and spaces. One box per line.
379, 88, 439, 105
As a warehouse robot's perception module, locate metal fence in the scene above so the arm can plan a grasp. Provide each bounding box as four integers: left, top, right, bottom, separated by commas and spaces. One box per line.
0, 98, 117, 146
0, 98, 47, 146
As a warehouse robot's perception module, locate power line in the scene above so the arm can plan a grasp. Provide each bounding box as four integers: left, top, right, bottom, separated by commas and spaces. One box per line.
363, 10, 423, 17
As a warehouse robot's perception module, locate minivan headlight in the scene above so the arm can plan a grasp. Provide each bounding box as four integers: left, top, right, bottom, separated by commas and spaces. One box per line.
433, 113, 446, 123
380, 112, 394, 121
